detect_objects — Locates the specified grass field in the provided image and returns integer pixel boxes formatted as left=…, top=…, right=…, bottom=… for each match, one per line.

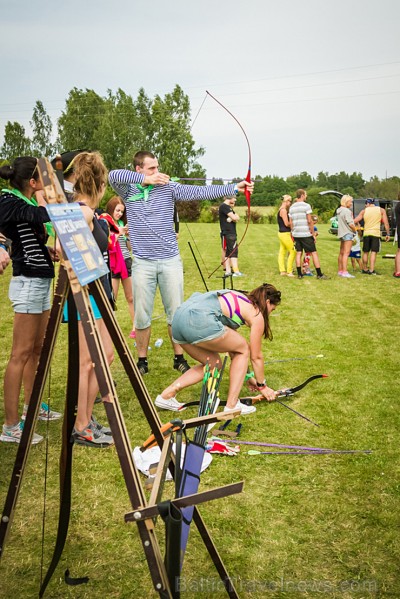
left=0, top=223, right=398, bottom=599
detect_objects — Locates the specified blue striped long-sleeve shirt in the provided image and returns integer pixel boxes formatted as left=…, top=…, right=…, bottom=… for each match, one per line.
left=108, top=169, right=236, bottom=260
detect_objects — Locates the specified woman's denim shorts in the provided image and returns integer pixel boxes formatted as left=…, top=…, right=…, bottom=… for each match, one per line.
left=9, top=276, right=52, bottom=314
left=341, top=233, right=354, bottom=241
left=172, top=291, right=226, bottom=345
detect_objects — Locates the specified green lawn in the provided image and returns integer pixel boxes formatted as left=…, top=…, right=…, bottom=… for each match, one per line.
left=0, top=223, right=398, bottom=598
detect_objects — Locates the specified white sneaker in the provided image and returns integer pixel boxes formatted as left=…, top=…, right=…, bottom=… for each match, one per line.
left=155, top=395, right=186, bottom=411
left=223, top=401, right=256, bottom=415
left=0, top=421, right=43, bottom=444
left=232, top=271, right=244, bottom=277
left=341, top=272, right=355, bottom=278
left=22, top=401, right=62, bottom=422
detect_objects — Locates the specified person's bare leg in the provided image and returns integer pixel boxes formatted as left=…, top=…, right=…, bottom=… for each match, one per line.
left=362, top=251, right=369, bottom=270
left=369, top=251, right=377, bottom=272
left=338, top=242, right=343, bottom=271
left=23, top=311, right=50, bottom=405
left=341, top=240, right=353, bottom=272
left=395, top=248, right=400, bottom=273
left=231, top=257, right=239, bottom=272
left=311, top=251, right=321, bottom=269
left=221, top=246, right=227, bottom=271
left=136, top=326, right=151, bottom=357
left=167, top=324, right=186, bottom=356
left=74, top=323, right=92, bottom=431
left=121, top=276, right=135, bottom=326
left=160, top=329, right=249, bottom=409
left=86, top=319, right=114, bottom=421
left=3, top=313, right=47, bottom=426
left=112, top=278, right=120, bottom=302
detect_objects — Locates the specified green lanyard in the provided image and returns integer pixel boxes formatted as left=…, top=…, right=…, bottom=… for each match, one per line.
left=2, top=188, right=55, bottom=237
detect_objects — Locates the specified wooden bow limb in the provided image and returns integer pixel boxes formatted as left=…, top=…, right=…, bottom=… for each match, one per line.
left=140, top=410, right=241, bottom=452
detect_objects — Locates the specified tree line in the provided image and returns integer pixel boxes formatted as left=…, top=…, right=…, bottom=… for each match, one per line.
left=1, top=84, right=399, bottom=217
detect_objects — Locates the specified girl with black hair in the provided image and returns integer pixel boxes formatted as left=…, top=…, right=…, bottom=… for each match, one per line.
left=0, top=156, right=60, bottom=444
left=155, top=283, right=281, bottom=414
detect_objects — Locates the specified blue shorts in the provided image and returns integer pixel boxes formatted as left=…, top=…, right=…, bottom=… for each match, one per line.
left=340, top=233, right=354, bottom=241
left=172, top=291, right=226, bottom=345
left=132, top=255, right=183, bottom=328
left=349, top=249, right=361, bottom=258
left=9, top=276, right=52, bottom=314
left=63, top=295, right=102, bottom=322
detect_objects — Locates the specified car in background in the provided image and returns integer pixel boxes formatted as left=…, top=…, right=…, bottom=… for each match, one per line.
left=319, top=190, right=399, bottom=238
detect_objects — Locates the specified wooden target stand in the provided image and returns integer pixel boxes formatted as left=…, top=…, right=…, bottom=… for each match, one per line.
left=0, top=159, right=243, bottom=598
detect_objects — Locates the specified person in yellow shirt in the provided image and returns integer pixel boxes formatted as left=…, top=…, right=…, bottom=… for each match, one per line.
left=354, top=199, right=390, bottom=275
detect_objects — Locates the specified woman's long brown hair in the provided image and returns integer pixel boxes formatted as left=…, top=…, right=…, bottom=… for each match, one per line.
left=246, top=283, right=281, bottom=340
left=105, top=196, right=127, bottom=225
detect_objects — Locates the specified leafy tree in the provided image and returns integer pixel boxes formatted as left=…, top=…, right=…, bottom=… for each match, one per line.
left=348, top=172, right=365, bottom=195
left=30, top=101, right=55, bottom=158
left=317, top=171, right=365, bottom=196
left=149, top=85, right=205, bottom=178
left=306, top=186, right=338, bottom=213
left=315, top=171, right=330, bottom=188
left=94, top=88, right=141, bottom=169
left=362, top=176, right=400, bottom=200
left=1, top=122, right=31, bottom=160
left=286, top=171, right=314, bottom=190
left=57, top=88, right=106, bottom=152
left=134, top=87, right=156, bottom=151
left=248, top=174, right=288, bottom=206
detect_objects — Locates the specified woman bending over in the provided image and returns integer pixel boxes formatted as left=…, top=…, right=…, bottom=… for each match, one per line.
left=156, top=283, right=281, bottom=414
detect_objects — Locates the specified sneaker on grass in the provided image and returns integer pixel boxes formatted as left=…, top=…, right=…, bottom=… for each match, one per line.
left=137, top=360, right=149, bottom=375
left=21, top=401, right=62, bottom=422
left=71, top=423, right=114, bottom=448
left=223, top=401, right=257, bottom=415
left=0, top=421, right=43, bottom=444
left=173, top=358, right=190, bottom=374
left=90, top=415, right=112, bottom=436
left=155, top=395, right=186, bottom=411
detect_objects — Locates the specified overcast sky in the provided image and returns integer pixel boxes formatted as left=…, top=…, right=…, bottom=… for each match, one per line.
left=1, top=0, right=399, bottom=182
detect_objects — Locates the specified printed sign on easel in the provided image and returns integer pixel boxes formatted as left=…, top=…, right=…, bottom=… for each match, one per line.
left=47, top=203, right=109, bottom=285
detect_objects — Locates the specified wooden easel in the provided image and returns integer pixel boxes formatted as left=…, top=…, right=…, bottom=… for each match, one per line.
left=0, top=159, right=243, bottom=598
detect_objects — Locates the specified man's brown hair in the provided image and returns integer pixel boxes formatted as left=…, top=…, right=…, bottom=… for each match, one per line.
left=133, top=151, right=156, bottom=168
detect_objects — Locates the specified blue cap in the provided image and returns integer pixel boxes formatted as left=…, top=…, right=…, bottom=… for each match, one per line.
left=365, top=198, right=375, bottom=205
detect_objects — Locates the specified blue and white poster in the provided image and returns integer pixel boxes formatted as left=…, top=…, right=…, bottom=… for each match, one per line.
left=47, top=204, right=109, bottom=286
